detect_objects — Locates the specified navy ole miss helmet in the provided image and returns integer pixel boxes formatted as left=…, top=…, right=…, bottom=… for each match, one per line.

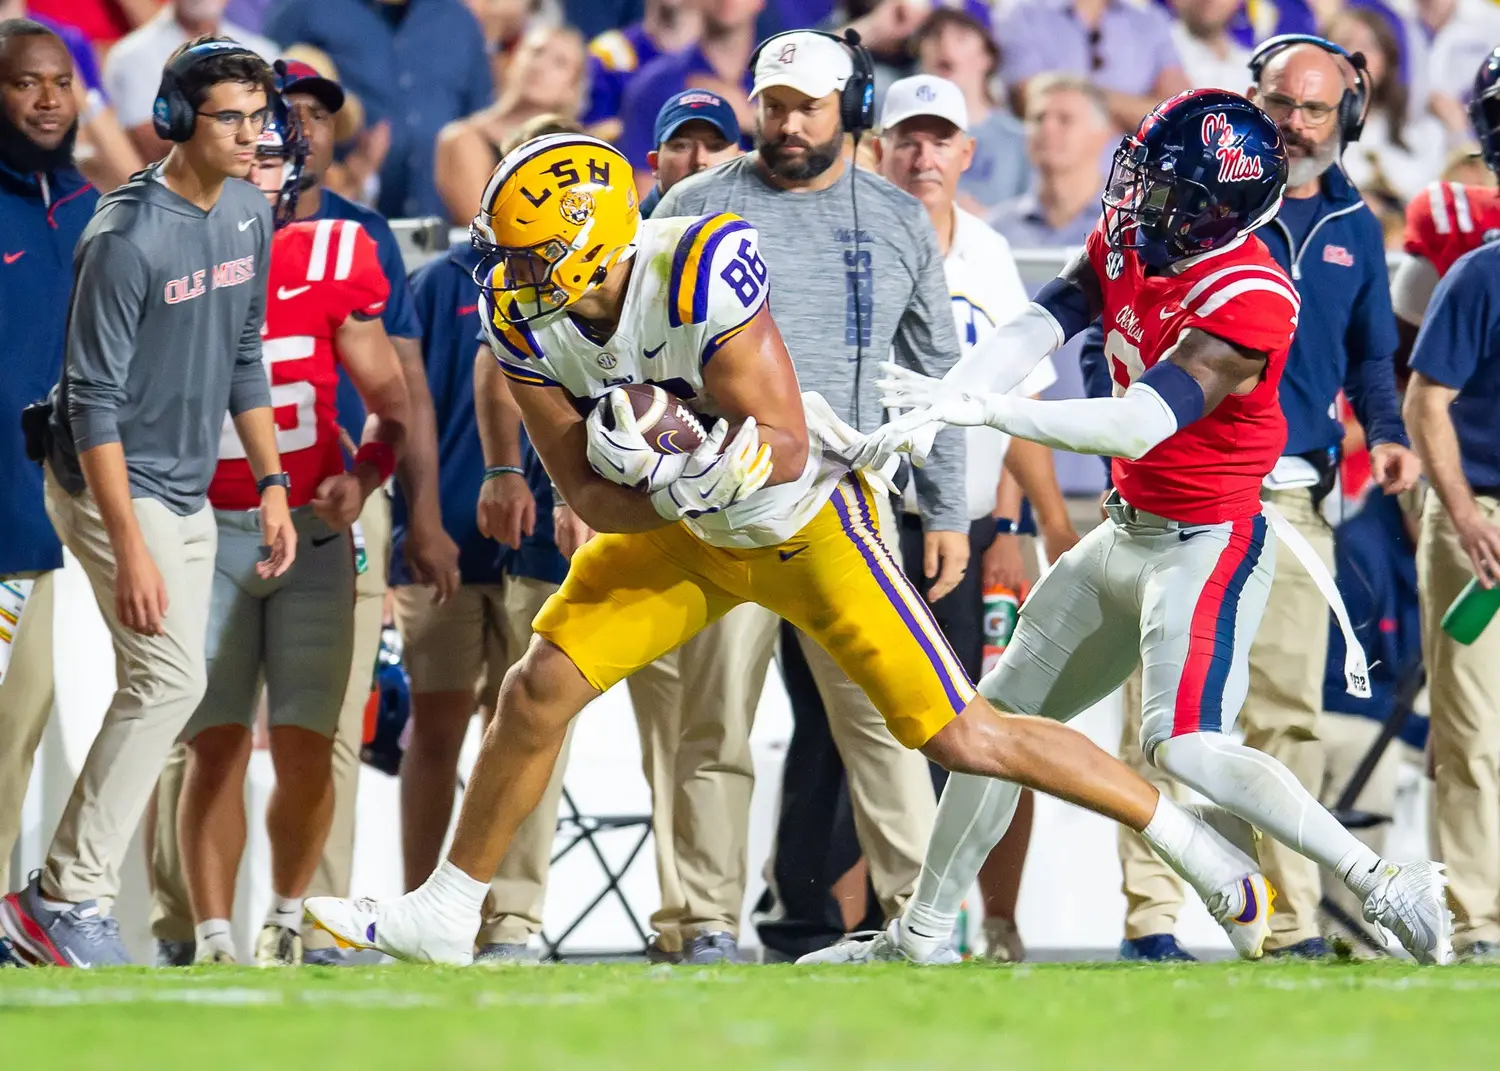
left=1468, top=45, right=1500, bottom=174
left=252, top=91, right=308, bottom=229
left=1103, top=90, right=1287, bottom=268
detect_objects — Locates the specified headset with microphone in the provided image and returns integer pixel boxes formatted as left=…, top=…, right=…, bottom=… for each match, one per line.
left=1248, top=33, right=1369, bottom=147
left=152, top=40, right=272, bottom=143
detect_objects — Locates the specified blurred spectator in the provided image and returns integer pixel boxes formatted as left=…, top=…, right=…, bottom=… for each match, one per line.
left=639, top=86, right=741, bottom=215
left=1327, top=7, right=1446, bottom=213
left=1417, top=0, right=1500, bottom=142
left=989, top=74, right=1111, bottom=246
left=25, top=0, right=155, bottom=46
left=617, top=0, right=762, bottom=176
left=464, top=0, right=556, bottom=93
left=581, top=0, right=702, bottom=145
left=264, top=0, right=493, bottom=220
left=0, top=0, right=143, bottom=191
left=279, top=44, right=387, bottom=204
left=995, top=0, right=1189, bottom=135
left=0, top=16, right=100, bottom=898
left=225, top=0, right=275, bottom=32
left=1168, top=0, right=1252, bottom=90
left=909, top=7, right=1029, bottom=218
left=565, top=0, right=644, bottom=38
left=433, top=25, right=585, bottom=224
left=1404, top=244, right=1500, bottom=960
left=104, top=0, right=277, bottom=163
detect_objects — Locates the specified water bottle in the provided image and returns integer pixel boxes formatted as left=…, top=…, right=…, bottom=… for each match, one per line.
left=1441, top=577, right=1500, bottom=645
left=982, top=584, right=1021, bottom=675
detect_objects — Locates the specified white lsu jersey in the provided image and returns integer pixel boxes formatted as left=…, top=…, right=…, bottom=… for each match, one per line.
left=483, top=212, right=850, bottom=549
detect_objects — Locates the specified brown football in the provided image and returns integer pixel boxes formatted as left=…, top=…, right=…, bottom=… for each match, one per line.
left=604, top=383, right=706, bottom=455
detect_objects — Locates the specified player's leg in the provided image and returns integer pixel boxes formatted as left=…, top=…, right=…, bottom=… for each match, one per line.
left=177, top=512, right=267, bottom=965
left=625, top=650, right=688, bottom=957
left=256, top=518, right=356, bottom=965
left=305, top=526, right=743, bottom=964
left=394, top=584, right=488, bottom=891
left=1141, top=516, right=1453, bottom=964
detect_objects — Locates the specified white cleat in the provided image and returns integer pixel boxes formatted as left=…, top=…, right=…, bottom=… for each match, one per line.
left=1206, top=872, right=1275, bottom=960
left=795, top=919, right=962, bottom=966
left=1362, top=861, right=1454, bottom=965
left=254, top=923, right=302, bottom=967
left=303, top=896, right=474, bottom=966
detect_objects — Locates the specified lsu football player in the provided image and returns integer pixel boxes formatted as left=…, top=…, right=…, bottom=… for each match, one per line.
left=305, top=134, right=1271, bottom=964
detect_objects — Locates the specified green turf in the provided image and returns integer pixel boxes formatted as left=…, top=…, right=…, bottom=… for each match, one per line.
left=4, top=960, right=1499, bottom=1070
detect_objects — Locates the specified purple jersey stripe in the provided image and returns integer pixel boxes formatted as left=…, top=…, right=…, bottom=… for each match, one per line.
left=691, top=220, right=752, bottom=324
left=667, top=214, right=715, bottom=328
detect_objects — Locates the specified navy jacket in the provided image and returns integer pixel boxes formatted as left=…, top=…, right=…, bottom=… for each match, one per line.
left=1258, top=167, right=1407, bottom=456
left=0, top=161, right=97, bottom=575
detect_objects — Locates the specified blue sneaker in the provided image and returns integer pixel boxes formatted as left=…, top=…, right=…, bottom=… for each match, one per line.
left=682, top=932, right=744, bottom=964
left=0, top=935, right=24, bottom=968
left=154, top=939, right=196, bottom=967
left=301, top=947, right=349, bottom=967
left=0, top=872, right=132, bottom=968
left=1266, top=936, right=1332, bottom=960
left=1120, top=934, right=1197, bottom=962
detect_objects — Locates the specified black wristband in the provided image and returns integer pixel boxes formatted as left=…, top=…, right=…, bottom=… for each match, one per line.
left=256, top=472, right=291, bottom=494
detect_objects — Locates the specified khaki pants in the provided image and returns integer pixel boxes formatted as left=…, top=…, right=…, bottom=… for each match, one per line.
left=1115, top=666, right=1190, bottom=940
left=1240, top=487, right=1334, bottom=950
left=0, top=571, right=56, bottom=894
left=43, top=468, right=216, bottom=904
left=1420, top=493, right=1500, bottom=951
left=625, top=603, right=780, bottom=948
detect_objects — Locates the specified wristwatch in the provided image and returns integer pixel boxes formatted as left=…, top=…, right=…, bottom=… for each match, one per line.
left=256, top=472, right=291, bottom=494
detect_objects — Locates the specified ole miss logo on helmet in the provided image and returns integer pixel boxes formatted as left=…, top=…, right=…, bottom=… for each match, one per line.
left=1201, top=113, right=1263, bottom=183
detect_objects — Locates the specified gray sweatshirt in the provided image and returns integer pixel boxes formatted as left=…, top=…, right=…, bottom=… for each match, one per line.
left=656, top=155, right=968, bottom=534
left=48, top=165, right=273, bottom=515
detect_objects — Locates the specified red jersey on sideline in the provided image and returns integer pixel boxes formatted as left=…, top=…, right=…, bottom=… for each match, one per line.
left=210, top=218, right=388, bottom=510
left=1088, top=219, right=1300, bottom=524
left=1402, top=181, right=1500, bottom=277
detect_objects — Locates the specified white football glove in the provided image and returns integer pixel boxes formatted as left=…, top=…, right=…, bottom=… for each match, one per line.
left=850, top=363, right=992, bottom=471
left=586, top=389, right=689, bottom=492
left=650, top=417, right=774, bottom=521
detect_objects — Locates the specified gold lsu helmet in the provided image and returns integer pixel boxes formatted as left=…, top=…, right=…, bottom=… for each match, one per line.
left=471, top=133, right=640, bottom=324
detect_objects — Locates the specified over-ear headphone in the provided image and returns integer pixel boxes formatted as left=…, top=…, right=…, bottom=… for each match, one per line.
left=747, top=28, right=876, bottom=134
left=1248, top=33, right=1369, bottom=146
left=152, top=40, right=264, bottom=143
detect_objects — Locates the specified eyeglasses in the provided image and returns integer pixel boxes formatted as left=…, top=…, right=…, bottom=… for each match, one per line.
left=1258, top=93, right=1336, bottom=127
left=196, top=107, right=273, bottom=134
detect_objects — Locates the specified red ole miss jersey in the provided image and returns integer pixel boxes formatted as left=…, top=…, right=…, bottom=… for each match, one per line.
left=210, top=219, right=389, bottom=510
left=1087, top=220, right=1300, bottom=524
left=1402, top=181, right=1500, bottom=278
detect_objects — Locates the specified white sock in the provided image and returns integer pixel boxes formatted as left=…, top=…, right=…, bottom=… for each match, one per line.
left=899, top=773, right=1021, bottom=961
left=1140, top=793, right=1250, bottom=913
left=414, top=859, right=489, bottom=923
left=266, top=895, right=304, bottom=934
left=195, top=919, right=234, bottom=957
left=1155, top=733, right=1385, bottom=897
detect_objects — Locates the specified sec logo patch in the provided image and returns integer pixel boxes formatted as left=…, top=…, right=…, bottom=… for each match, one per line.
left=1105, top=251, right=1124, bottom=280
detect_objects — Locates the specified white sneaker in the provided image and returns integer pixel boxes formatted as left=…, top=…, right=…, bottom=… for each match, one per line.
left=1362, top=861, right=1454, bottom=965
left=795, top=919, right=961, bottom=966
left=254, top=924, right=302, bottom=967
left=193, top=945, right=237, bottom=965
left=303, top=895, right=474, bottom=966
left=1206, top=873, right=1275, bottom=960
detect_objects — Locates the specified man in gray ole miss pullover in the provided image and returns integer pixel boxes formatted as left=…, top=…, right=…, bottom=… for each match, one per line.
left=48, top=165, right=273, bottom=512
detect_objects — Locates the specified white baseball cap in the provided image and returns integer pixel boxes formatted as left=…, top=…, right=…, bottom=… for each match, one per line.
left=880, top=75, right=969, bottom=133
left=750, top=31, right=854, bottom=101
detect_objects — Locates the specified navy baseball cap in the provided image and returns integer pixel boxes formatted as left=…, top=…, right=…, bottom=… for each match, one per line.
left=652, top=89, right=740, bottom=149
left=276, top=59, right=345, bottom=114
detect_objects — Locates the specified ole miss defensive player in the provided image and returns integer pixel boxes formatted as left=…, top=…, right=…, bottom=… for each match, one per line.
left=1394, top=48, right=1500, bottom=350
left=838, top=90, right=1453, bottom=967
left=170, top=97, right=411, bottom=966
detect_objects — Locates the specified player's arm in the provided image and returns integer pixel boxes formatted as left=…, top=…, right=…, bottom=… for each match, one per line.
left=1390, top=254, right=1441, bottom=382
left=877, top=327, right=1265, bottom=460
left=334, top=314, right=411, bottom=504
left=481, top=354, right=671, bottom=535
left=944, top=247, right=1103, bottom=398
left=698, top=303, right=809, bottom=486
left=472, top=346, right=537, bottom=549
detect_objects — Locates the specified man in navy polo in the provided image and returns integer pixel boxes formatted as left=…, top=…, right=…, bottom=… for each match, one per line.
left=1405, top=242, right=1500, bottom=959
left=639, top=87, right=742, bottom=217
left=0, top=18, right=97, bottom=906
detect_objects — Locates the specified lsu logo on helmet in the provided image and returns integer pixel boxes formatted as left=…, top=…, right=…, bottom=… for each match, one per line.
left=471, top=133, right=640, bottom=325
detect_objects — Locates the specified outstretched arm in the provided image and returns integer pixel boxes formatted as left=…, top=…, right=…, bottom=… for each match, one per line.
left=880, top=328, right=1267, bottom=461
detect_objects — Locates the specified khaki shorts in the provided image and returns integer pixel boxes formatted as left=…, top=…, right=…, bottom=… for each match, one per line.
left=393, top=576, right=557, bottom=697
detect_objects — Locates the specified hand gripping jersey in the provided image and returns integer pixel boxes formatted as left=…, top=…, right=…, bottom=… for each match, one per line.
left=1087, top=220, right=1300, bottom=524
left=211, top=218, right=390, bottom=510
left=1403, top=180, right=1500, bottom=277
left=483, top=212, right=848, bottom=550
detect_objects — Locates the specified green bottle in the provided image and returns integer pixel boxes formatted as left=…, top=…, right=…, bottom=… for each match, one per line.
left=1440, top=577, right=1500, bottom=645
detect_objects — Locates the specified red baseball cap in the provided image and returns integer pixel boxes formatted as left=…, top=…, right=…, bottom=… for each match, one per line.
left=276, top=59, right=346, bottom=114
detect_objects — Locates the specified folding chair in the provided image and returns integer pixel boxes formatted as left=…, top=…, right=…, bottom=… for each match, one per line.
left=540, top=788, right=654, bottom=961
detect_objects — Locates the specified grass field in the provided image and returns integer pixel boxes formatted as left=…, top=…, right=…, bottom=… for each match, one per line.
left=5, top=959, right=1500, bottom=1069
